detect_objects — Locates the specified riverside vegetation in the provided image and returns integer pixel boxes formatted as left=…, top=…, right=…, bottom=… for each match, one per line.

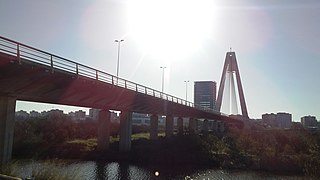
left=1, top=113, right=320, bottom=178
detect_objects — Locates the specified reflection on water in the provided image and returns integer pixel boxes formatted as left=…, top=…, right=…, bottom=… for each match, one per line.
left=95, top=162, right=151, bottom=180
left=12, top=160, right=305, bottom=180
left=14, top=160, right=152, bottom=180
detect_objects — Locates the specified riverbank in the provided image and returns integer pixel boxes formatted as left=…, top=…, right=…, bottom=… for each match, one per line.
left=10, top=120, right=320, bottom=179
left=11, top=115, right=320, bottom=177
left=11, top=133, right=309, bottom=177
left=34, top=134, right=222, bottom=168
left=1, top=159, right=308, bottom=180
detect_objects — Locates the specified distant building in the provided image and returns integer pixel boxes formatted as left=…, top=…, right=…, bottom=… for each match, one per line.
left=262, top=112, right=292, bottom=129
left=15, top=110, right=29, bottom=120
left=68, top=111, right=75, bottom=118
left=89, top=108, right=100, bottom=121
left=75, top=110, right=86, bottom=120
left=301, top=115, right=317, bottom=128
left=130, top=113, right=166, bottom=126
left=68, top=110, right=87, bottom=121
left=111, top=111, right=119, bottom=122
left=47, top=109, right=64, bottom=117
left=88, top=109, right=120, bottom=122
left=41, top=111, right=49, bottom=117
left=29, top=110, right=40, bottom=118
left=262, top=113, right=277, bottom=128
left=194, top=81, right=216, bottom=110
left=132, top=113, right=150, bottom=125
left=276, top=112, right=292, bottom=129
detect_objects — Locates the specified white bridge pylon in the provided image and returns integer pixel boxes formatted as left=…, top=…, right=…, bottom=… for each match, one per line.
left=216, top=51, right=249, bottom=118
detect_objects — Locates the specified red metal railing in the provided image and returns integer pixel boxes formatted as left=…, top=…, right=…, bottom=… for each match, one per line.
left=0, top=36, right=224, bottom=115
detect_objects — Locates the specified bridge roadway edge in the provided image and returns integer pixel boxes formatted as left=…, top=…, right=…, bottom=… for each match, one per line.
left=0, top=52, right=244, bottom=126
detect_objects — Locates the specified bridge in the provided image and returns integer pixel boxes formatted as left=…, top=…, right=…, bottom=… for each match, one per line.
left=0, top=36, right=243, bottom=164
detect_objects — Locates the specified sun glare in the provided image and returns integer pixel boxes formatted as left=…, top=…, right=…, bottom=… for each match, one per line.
left=127, top=0, right=215, bottom=61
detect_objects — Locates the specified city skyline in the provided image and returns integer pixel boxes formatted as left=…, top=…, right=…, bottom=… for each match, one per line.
left=1, top=0, right=320, bottom=121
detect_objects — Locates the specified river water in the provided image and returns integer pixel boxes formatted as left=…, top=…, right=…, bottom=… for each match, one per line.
left=12, top=160, right=306, bottom=180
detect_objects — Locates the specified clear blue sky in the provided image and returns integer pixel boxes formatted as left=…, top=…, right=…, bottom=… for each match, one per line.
left=1, top=0, right=319, bottom=121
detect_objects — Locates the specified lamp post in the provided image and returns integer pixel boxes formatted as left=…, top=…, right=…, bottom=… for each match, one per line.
left=115, top=39, right=124, bottom=83
left=184, top=80, right=189, bottom=101
left=160, top=66, right=167, bottom=96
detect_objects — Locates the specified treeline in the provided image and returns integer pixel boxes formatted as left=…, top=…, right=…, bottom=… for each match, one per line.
left=223, top=128, right=320, bottom=177
left=150, top=128, right=320, bottom=177
left=13, top=114, right=114, bottom=157
left=13, top=114, right=156, bottom=158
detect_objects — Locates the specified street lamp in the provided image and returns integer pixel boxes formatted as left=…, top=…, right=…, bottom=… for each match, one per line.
left=184, top=80, right=189, bottom=101
left=160, top=66, right=167, bottom=95
left=115, top=39, right=124, bottom=83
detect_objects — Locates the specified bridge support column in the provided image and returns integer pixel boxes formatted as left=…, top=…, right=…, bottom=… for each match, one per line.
left=218, top=122, right=225, bottom=133
left=202, top=119, right=209, bottom=134
left=97, top=110, right=110, bottom=151
left=194, top=119, right=199, bottom=134
left=177, top=117, right=183, bottom=135
left=150, top=114, right=158, bottom=140
left=165, top=115, right=174, bottom=137
left=188, top=118, right=196, bottom=134
left=0, top=96, right=16, bottom=164
left=119, top=111, right=132, bottom=152
left=212, top=120, right=218, bottom=133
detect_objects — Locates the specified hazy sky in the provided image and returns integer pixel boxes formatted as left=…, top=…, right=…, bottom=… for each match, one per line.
left=1, top=0, right=320, bottom=121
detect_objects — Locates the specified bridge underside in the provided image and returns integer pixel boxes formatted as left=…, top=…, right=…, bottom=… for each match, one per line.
left=0, top=52, right=243, bottom=126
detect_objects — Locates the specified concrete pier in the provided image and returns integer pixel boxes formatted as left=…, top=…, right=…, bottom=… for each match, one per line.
left=177, top=117, right=183, bottom=135
left=97, top=109, right=111, bottom=151
left=150, top=114, right=158, bottom=140
left=165, top=115, right=174, bottom=137
left=188, top=118, right=195, bottom=134
left=212, top=120, right=218, bottom=132
left=119, top=111, right=132, bottom=152
left=218, top=121, right=225, bottom=133
left=202, top=119, right=209, bottom=134
left=0, top=96, right=16, bottom=164
left=194, top=119, right=199, bottom=134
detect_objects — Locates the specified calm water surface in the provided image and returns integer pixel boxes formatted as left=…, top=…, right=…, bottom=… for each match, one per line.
left=13, top=160, right=307, bottom=180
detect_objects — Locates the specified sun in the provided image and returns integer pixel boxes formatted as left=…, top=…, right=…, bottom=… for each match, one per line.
left=127, top=0, right=215, bottom=61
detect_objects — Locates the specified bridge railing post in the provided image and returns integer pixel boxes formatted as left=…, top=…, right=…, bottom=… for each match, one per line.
left=96, top=70, right=98, bottom=80
left=17, top=44, right=20, bottom=63
left=76, top=64, right=79, bottom=75
left=50, top=55, right=54, bottom=73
